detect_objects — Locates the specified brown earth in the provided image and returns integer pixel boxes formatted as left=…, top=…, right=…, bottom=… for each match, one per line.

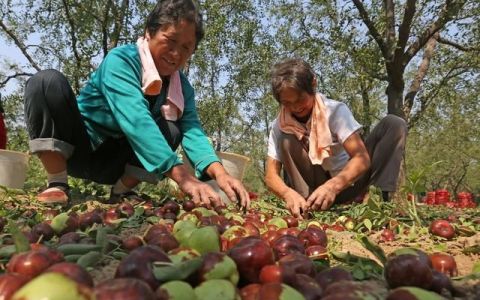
left=329, top=229, right=480, bottom=299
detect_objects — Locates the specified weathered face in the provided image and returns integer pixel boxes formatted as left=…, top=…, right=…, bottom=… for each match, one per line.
left=148, top=19, right=196, bottom=76
left=278, top=86, right=315, bottom=119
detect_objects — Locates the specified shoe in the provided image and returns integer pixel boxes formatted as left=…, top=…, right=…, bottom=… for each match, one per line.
left=37, top=182, right=70, bottom=206
left=104, top=188, right=140, bottom=204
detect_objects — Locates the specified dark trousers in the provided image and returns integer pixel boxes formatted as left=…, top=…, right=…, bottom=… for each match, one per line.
left=0, top=113, right=6, bottom=149
left=24, top=69, right=181, bottom=184
left=279, top=115, right=408, bottom=203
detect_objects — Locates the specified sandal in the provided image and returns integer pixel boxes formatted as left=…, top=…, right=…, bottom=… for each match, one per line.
left=37, top=182, right=70, bottom=206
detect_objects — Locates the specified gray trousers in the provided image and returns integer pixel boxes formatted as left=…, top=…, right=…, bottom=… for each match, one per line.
left=279, top=115, right=407, bottom=203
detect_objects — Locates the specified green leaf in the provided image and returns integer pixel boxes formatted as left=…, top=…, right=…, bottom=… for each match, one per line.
left=153, top=257, right=202, bottom=282
left=133, top=206, right=144, bottom=218
left=110, top=251, right=128, bottom=259
left=433, top=244, right=448, bottom=252
left=95, top=226, right=108, bottom=254
left=0, top=244, right=17, bottom=258
left=367, top=198, right=380, bottom=212
left=352, top=267, right=366, bottom=280
left=77, top=251, right=102, bottom=268
left=363, top=219, right=372, bottom=231
left=50, top=212, right=70, bottom=234
left=357, top=235, right=387, bottom=265
left=146, top=216, right=162, bottom=224
left=312, top=259, right=330, bottom=272
left=7, top=221, right=30, bottom=253
left=331, top=251, right=383, bottom=270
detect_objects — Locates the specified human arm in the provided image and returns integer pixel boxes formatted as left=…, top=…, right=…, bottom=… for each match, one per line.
left=306, top=132, right=370, bottom=211
left=265, top=157, right=307, bottom=218
left=91, top=47, right=220, bottom=207
left=178, top=75, right=249, bottom=208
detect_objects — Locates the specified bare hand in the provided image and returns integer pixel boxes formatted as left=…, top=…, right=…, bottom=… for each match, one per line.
left=178, top=178, right=222, bottom=208
left=306, top=185, right=337, bottom=211
left=167, top=165, right=223, bottom=208
left=283, top=189, right=307, bottom=219
left=215, top=173, right=250, bottom=209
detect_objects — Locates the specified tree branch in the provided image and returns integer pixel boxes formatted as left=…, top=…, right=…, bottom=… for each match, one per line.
left=0, top=20, right=41, bottom=71
left=384, top=0, right=396, bottom=58
left=452, top=161, right=468, bottom=194
left=396, top=0, right=417, bottom=53
left=109, top=0, right=130, bottom=50
left=1, top=72, right=35, bottom=87
left=102, top=0, right=113, bottom=56
left=360, top=79, right=372, bottom=135
left=404, top=0, right=467, bottom=65
left=61, top=0, right=82, bottom=92
left=352, top=0, right=388, bottom=59
left=407, top=66, right=470, bottom=129
left=438, top=36, right=480, bottom=52
left=404, top=32, right=438, bottom=119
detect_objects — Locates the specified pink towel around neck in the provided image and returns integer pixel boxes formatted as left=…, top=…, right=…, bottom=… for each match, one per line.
left=137, top=37, right=184, bottom=121
left=279, top=93, right=332, bottom=164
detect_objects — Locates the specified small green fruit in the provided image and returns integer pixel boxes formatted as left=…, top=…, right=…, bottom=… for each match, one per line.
left=221, top=225, right=247, bottom=241
left=201, top=252, right=239, bottom=285
left=168, top=248, right=201, bottom=265
left=157, top=281, right=195, bottom=300
left=194, top=279, right=239, bottom=300
left=187, top=226, right=220, bottom=255
left=268, top=217, right=288, bottom=229
left=178, top=212, right=200, bottom=224
left=173, top=220, right=197, bottom=245
left=50, top=213, right=70, bottom=234
left=12, top=273, right=93, bottom=300
left=223, top=213, right=245, bottom=224
left=192, top=207, right=217, bottom=217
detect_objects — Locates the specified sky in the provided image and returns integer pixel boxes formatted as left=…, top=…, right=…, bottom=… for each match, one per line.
left=0, top=40, right=30, bottom=96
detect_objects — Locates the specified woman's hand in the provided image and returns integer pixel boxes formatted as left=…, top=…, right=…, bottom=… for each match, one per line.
left=283, top=188, right=307, bottom=219
left=265, top=158, right=306, bottom=218
left=215, top=173, right=250, bottom=209
left=306, top=185, right=338, bottom=211
left=206, top=162, right=250, bottom=209
left=307, top=132, right=370, bottom=211
left=166, top=165, right=222, bottom=208
left=178, top=178, right=223, bottom=208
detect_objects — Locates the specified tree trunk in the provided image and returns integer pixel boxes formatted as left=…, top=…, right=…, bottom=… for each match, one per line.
left=386, top=74, right=407, bottom=198
left=360, top=81, right=372, bottom=135
left=386, top=81, right=406, bottom=119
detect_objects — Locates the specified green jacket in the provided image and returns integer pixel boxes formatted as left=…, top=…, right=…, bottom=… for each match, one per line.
left=77, top=44, right=219, bottom=180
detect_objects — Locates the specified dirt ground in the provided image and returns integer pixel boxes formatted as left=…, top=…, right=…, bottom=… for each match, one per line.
left=331, top=230, right=480, bottom=299
left=331, top=230, right=480, bottom=276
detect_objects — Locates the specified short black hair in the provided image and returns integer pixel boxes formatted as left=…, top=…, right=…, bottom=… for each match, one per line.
left=270, top=58, right=316, bottom=102
left=145, top=0, right=204, bottom=49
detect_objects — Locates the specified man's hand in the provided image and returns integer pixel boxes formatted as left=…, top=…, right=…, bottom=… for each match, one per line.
left=283, top=188, right=307, bottom=219
left=306, top=185, right=337, bottom=211
left=215, top=173, right=250, bottom=209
